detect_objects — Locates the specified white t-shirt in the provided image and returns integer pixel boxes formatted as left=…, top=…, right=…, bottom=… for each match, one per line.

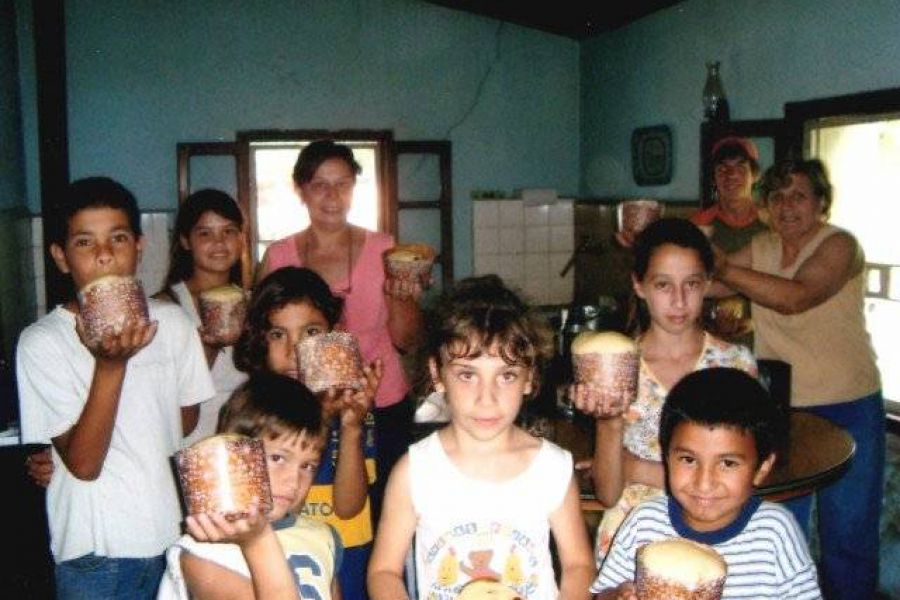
left=170, top=282, right=247, bottom=447
left=18, top=300, right=216, bottom=562
left=158, top=515, right=341, bottom=600
left=409, top=431, right=572, bottom=600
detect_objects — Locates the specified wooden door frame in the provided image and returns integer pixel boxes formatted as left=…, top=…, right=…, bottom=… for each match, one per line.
left=394, top=140, right=453, bottom=289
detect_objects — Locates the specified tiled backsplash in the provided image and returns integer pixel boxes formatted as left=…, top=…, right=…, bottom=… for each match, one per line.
left=571, top=201, right=697, bottom=307
left=472, top=199, right=574, bottom=306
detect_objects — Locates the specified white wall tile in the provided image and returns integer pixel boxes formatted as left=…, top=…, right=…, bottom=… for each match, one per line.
left=498, top=227, right=524, bottom=254
left=498, top=200, right=524, bottom=228
left=549, top=200, right=574, bottom=226
left=524, top=252, right=549, bottom=280
left=470, top=199, right=575, bottom=306
left=524, top=205, right=549, bottom=227
left=495, top=253, right=523, bottom=288
left=473, top=253, right=501, bottom=276
left=473, top=225, right=500, bottom=256
left=473, top=200, right=500, bottom=227
left=525, top=226, right=549, bottom=254
left=522, top=274, right=549, bottom=305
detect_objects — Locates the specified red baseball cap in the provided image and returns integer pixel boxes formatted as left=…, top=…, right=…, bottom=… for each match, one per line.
left=711, top=136, right=759, bottom=163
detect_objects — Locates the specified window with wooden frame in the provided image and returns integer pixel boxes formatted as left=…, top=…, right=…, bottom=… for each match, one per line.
left=176, top=131, right=453, bottom=291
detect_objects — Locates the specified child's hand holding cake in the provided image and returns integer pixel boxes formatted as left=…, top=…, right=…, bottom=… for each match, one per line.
left=321, top=357, right=383, bottom=427
left=296, top=331, right=365, bottom=394
left=570, top=331, right=639, bottom=418
left=383, top=243, right=435, bottom=300
left=175, top=433, right=273, bottom=522
left=76, top=274, right=157, bottom=357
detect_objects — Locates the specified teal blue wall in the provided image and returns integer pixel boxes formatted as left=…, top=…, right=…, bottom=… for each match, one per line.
left=579, top=0, right=900, bottom=200
left=27, top=0, right=580, bottom=276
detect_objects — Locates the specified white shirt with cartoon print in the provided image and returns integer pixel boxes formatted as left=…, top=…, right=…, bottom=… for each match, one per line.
left=409, top=431, right=571, bottom=600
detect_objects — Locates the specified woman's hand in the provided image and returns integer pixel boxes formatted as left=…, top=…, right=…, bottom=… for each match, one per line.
left=384, top=275, right=427, bottom=302
left=570, top=383, right=629, bottom=419
left=711, top=242, right=729, bottom=279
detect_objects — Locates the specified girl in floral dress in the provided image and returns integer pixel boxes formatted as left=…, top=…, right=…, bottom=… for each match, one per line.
left=572, top=218, right=757, bottom=564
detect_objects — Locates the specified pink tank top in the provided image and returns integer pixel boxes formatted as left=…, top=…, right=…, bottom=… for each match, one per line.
left=263, top=230, right=409, bottom=408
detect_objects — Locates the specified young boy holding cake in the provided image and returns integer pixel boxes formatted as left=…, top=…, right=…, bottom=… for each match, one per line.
left=158, top=372, right=342, bottom=599
left=16, top=177, right=215, bottom=599
left=593, top=367, right=821, bottom=600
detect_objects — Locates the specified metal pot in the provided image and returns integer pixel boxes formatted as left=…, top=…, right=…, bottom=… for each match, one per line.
left=560, top=296, right=620, bottom=354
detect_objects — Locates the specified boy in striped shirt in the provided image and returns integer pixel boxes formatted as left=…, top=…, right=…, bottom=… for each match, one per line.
left=593, top=367, right=822, bottom=599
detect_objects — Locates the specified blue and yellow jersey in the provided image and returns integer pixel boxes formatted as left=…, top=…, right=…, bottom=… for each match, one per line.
left=302, top=413, right=377, bottom=548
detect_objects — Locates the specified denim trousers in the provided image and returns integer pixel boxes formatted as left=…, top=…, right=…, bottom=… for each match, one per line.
left=55, top=552, right=166, bottom=600
left=783, top=392, right=885, bottom=600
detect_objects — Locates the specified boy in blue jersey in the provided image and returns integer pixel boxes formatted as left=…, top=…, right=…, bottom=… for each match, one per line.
left=594, top=367, right=822, bottom=600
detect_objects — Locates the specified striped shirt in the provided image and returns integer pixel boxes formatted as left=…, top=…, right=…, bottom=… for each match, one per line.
left=593, top=496, right=822, bottom=599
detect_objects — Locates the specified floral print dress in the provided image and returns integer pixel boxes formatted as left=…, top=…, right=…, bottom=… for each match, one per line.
left=594, top=333, right=757, bottom=566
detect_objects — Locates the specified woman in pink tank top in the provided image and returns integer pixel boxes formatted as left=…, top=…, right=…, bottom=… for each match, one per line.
left=258, top=140, right=425, bottom=529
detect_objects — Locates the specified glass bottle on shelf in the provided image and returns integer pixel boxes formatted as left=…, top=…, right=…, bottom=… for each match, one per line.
left=703, top=61, right=730, bottom=123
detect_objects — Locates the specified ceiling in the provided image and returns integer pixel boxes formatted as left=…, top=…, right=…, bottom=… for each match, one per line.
left=424, top=1, right=684, bottom=39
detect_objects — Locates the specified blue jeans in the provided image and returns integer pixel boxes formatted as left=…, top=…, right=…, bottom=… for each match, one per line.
left=783, top=392, right=885, bottom=600
left=337, top=543, right=372, bottom=600
left=55, top=553, right=166, bottom=600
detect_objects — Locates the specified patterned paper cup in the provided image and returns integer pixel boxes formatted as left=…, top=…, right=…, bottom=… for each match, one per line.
left=384, top=243, right=435, bottom=289
left=296, top=331, right=364, bottom=393
left=617, top=199, right=664, bottom=237
left=174, top=434, right=272, bottom=520
left=198, top=284, right=247, bottom=346
left=77, top=275, right=150, bottom=345
left=572, top=352, right=640, bottom=414
left=635, top=538, right=726, bottom=600
left=571, top=331, right=639, bottom=416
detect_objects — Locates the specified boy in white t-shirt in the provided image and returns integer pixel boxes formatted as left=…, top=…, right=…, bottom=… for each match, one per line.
left=17, top=177, right=215, bottom=599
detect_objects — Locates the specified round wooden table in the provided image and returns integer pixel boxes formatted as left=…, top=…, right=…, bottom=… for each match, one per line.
left=755, top=410, right=855, bottom=501
left=545, top=409, right=856, bottom=508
